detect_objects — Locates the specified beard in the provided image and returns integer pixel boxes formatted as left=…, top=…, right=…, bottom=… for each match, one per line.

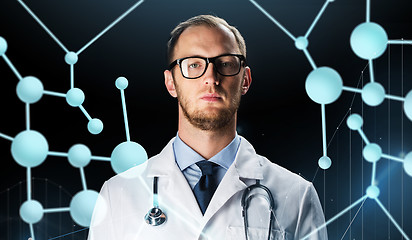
left=175, top=84, right=242, bottom=131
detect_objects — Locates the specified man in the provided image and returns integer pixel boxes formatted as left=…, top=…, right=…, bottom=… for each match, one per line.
left=88, top=15, right=327, bottom=240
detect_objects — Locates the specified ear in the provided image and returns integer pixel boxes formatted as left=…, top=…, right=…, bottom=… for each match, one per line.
left=241, top=66, right=252, bottom=95
left=164, top=70, right=177, bottom=98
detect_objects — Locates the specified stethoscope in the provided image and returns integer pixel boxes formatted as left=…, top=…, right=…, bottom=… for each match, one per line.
left=145, top=177, right=282, bottom=240
left=144, top=177, right=167, bottom=226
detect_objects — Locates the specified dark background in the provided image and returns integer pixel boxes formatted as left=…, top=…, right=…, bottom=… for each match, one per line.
left=1, top=0, right=412, bottom=239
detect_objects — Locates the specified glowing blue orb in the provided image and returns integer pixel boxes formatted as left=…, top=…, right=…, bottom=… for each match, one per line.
left=111, top=141, right=148, bottom=174
left=66, top=88, right=85, bottom=107
left=16, top=76, right=44, bottom=104
left=350, top=22, right=388, bottom=60
left=65, top=51, right=78, bottom=65
left=347, top=113, right=363, bottom=130
left=68, top=144, right=91, bottom=168
left=70, top=190, right=99, bottom=227
left=361, top=82, right=385, bottom=106
left=305, top=67, right=343, bottom=104
left=363, top=143, right=382, bottom=163
left=366, top=185, right=380, bottom=199
left=403, top=152, right=412, bottom=177
left=11, top=130, right=49, bottom=167
left=20, top=200, right=44, bottom=224
left=318, top=156, right=332, bottom=170
left=295, top=36, right=308, bottom=50
left=115, top=77, right=129, bottom=90
left=404, top=90, right=412, bottom=121
left=87, top=118, right=103, bottom=135
left=0, top=36, right=7, bottom=56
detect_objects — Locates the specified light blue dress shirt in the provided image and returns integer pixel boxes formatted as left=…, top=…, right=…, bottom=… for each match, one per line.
left=173, top=133, right=241, bottom=189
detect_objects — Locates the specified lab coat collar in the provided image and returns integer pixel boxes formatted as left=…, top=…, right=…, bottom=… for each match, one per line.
left=233, top=136, right=264, bottom=180
left=145, top=136, right=263, bottom=180
left=145, top=138, right=176, bottom=177
left=145, top=138, right=205, bottom=220
left=203, top=136, right=264, bottom=220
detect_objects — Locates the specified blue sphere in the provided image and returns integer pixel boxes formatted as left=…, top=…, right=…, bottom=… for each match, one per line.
left=0, top=36, right=7, bottom=56
left=361, top=82, right=385, bottom=106
left=66, top=88, right=85, bottom=107
left=305, top=67, right=343, bottom=104
left=403, top=152, right=412, bottom=177
left=11, top=130, right=49, bottom=167
left=111, top=141, right=148, bottom=174
left=363, top=143, right=382, bottom=163
left=318, top=156, right=332, bottom=170
left=115, top=77, right=129, bottom=90
left=350, top=22, right=388, bottom=60
left=404, top=90, right=412, bottom=121
left=295, top=36, right=308, bottom=50
left=65, top=51, right=78, bottom=65
left=347, top=113, right=363, bottom=130
left=88, top=118, right=103, bottom=135
left=20, top=200, right=44, bottom=224
left=68, top=144, right=91, bottom=168
left=16, top=76, right=44, bottom=104
left=70, top=190, right=99, bottom=227
left=366, top=185, right=380, bottom=199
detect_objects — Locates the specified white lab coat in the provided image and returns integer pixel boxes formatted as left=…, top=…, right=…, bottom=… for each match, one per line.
left=88, top=137, right=327, bottom=240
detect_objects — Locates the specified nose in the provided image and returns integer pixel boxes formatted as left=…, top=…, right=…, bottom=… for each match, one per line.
left=203, top=62, right=220, bottom=86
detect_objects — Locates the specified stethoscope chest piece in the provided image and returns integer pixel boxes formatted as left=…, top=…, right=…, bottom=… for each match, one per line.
left=145, top=207, right=167, bottom=226
left=145, top=177, right=167, bottom=226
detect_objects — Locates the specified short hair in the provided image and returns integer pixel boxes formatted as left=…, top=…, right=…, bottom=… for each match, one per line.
left=167, top=15, right=246, bottom=64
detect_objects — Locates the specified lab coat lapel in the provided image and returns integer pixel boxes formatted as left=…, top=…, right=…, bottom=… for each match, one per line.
left=203, top=137, right=264, bottom=222
left=146, top=138, right=204, bottom=220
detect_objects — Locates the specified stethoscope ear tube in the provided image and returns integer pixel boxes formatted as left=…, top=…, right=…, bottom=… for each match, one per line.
left=241, top=179, right=275, bottom=240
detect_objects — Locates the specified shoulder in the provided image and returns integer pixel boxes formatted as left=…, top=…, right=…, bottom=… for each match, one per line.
left=239, top=136, right=310, bottom=183
left=104, top=137, right=176, bottom=187
left=104, top=153, right=159, bottom=186
left=239, top=136, right=313, bottom=194
left=262, top=155, right=311, bottom=188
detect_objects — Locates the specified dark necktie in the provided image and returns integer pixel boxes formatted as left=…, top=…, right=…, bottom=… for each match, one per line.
left=193, top=160, right=218, bottom=215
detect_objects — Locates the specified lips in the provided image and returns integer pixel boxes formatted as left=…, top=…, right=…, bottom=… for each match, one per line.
left=201, top=93, right=222, bottom=102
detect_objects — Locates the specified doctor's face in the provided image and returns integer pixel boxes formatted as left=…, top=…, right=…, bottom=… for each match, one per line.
left=164, top=25, right=252, bottom=131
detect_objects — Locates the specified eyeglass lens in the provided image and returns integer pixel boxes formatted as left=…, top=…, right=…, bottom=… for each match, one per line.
left=180, top=55, right=241, bottom=79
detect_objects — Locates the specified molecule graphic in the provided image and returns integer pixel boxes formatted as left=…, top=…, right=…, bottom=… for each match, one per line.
left=249, top=0, right=412, bottom=239
left=250, top=0, right=412, bottom=170
left=250, top=0, right=412, bottom=239
left=0, top=0, right=147, bottom=239
left=0, top=0, right=411, bottom=239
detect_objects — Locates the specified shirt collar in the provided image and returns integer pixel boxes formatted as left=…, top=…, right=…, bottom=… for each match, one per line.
left=173, top=132, right=241, bottom=171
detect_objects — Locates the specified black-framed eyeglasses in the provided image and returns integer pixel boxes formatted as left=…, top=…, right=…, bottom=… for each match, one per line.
left=168, top=54, right=246, bottom=79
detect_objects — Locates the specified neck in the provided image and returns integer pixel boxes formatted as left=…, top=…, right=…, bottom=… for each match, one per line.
left=177, top=110, right=237, bottom=160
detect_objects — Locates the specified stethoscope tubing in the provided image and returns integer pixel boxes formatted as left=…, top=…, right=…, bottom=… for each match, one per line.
left=241, top=179, right=275, bottom=240
left=145, top=177, right=277, bottom=240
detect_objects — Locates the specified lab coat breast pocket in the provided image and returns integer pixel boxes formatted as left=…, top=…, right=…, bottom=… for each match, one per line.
left=225, top=226, right=287, bottom=240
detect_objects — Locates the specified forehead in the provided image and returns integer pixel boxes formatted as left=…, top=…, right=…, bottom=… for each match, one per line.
left=173, top=24, right=240, bottom=59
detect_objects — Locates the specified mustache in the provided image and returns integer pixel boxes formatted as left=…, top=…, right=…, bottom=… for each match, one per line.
left=205, top=85, right=226, bottom=96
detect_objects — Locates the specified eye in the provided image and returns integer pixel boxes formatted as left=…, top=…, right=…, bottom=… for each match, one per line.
left=221, top=61, right=235, bottom=68
left=218, top=61, right=237, bottom=69
left=217, top=56, right=239, bottom=69
left=189, top=63, right=201, bottom=68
